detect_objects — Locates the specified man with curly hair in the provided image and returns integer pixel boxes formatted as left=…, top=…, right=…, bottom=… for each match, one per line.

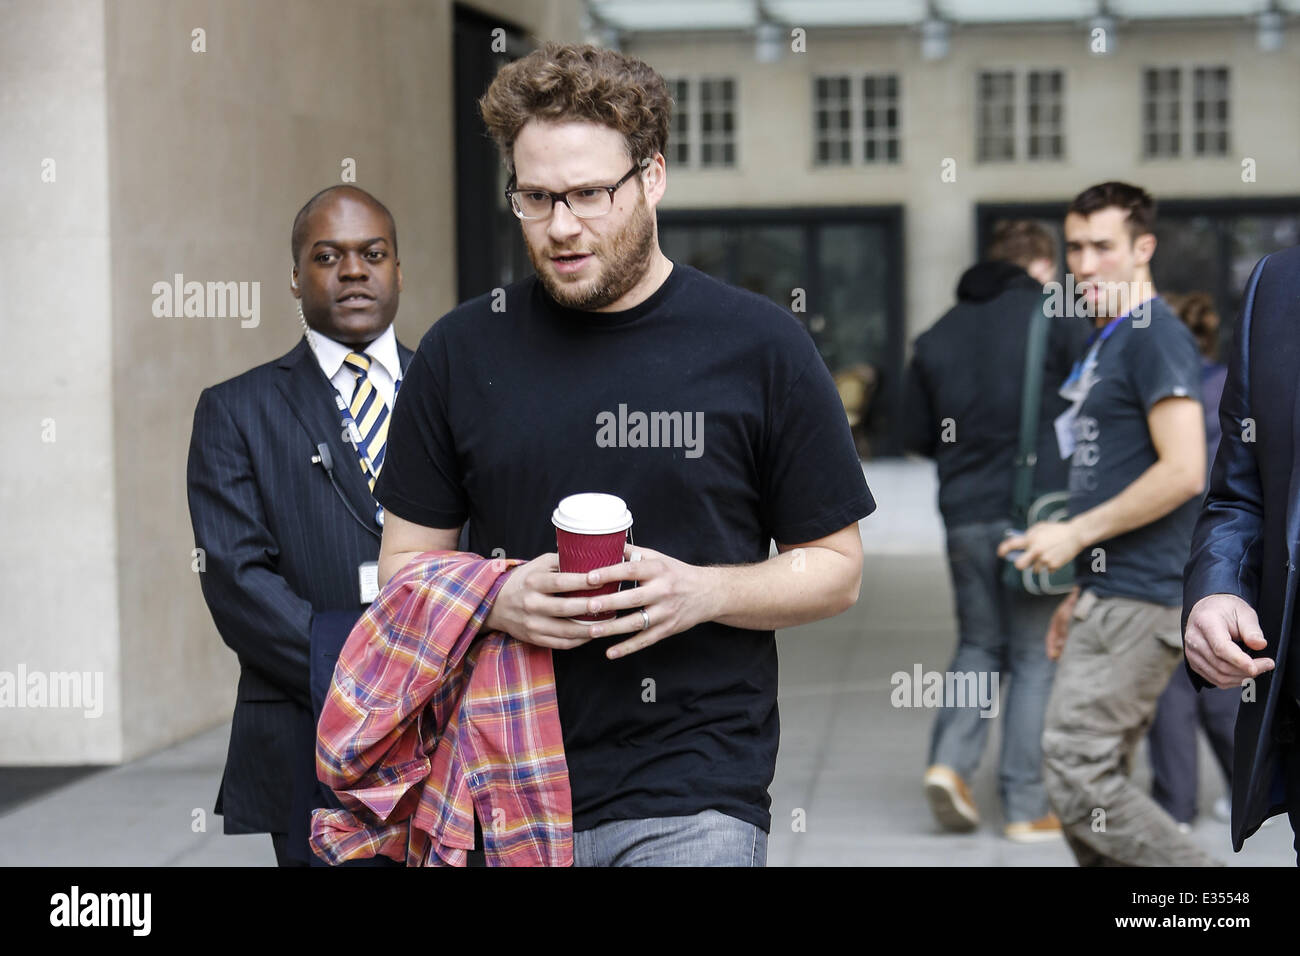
left=372, top=43, right=875, bottom=866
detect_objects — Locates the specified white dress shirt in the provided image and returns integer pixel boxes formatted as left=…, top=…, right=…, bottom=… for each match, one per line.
left=305, top=324, right=401, bottom=413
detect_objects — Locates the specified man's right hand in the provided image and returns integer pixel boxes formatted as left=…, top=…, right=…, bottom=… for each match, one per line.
left=1045, top=587, right=1078, bottom=661
left=484, top=553, right=601, bottom=650
left=1184, top=593, right=1275, bottom=689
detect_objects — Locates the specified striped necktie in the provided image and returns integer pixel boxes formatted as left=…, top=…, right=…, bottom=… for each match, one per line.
left=341, top=352, right=389, bottom=491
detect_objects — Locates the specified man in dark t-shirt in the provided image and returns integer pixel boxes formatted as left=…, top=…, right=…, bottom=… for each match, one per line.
left=999, top=182, right=1216, bottom=865
left=373, top=43, right=875, bottom=867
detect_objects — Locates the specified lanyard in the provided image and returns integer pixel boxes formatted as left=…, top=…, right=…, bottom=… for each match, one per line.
left=1083, top=313, right=1127, bottom=351
left=1061, top=314, right=1126, bottom=396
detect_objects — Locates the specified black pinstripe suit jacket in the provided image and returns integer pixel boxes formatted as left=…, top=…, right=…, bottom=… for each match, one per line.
left=186, top=334, right=413, bottom=835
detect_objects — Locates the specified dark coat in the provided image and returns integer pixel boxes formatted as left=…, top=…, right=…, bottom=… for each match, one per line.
left=186, top=335, right=412, bottom=857
left=902, top=261, right=1087, bottom=526
left=1183, top=245, right=1300, bottom=851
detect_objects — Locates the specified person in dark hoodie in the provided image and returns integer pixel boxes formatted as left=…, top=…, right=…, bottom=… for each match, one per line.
left=903, top=220, right=1087, bottom=842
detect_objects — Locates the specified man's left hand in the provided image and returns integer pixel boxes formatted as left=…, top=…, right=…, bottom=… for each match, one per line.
left=997, top=520, right=1084, bottom=574
left=581, top=544, right=719, bottom=659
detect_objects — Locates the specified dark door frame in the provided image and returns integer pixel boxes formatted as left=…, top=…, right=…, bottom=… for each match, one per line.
left=452, top=4, right=530, bottom=302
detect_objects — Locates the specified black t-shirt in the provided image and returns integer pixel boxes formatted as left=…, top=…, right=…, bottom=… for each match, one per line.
left=374, top=262, right=876, bottom=834
left=1067, top=298, right=1202, bottom=606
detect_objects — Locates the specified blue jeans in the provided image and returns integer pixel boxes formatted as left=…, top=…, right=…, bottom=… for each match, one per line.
left=573, top=810, right=767, bottom=867
left=928, top=519, right=1058, bottom=823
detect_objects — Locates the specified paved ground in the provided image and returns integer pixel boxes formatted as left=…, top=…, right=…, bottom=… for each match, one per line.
left=1, top=460, right=1292, bottom=865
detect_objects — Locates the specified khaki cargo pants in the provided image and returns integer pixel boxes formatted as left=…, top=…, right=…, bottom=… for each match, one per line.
left=1041, top=590, right=1220, bottom=866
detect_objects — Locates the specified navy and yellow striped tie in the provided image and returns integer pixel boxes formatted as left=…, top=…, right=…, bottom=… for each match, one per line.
left=342, top=352, right=389, bottom=491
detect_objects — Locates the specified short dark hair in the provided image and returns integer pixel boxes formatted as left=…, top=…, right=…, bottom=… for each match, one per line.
left=290, top=185, right=398, bottom=265
left=987, top=219, right=1056, bottom=268
left=1067, top=181, right=1155, bottom=242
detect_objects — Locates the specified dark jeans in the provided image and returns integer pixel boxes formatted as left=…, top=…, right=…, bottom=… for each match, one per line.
left=1147, top=663, right=1237, bottom=823
left=929, top=519, right=1058, bottom=823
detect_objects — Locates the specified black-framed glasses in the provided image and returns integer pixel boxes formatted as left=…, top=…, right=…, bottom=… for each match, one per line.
left=505, top=158, right=649, bottom=221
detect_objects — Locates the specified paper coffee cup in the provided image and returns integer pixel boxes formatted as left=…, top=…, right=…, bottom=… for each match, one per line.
left=552, top=493, right=633, bottom=623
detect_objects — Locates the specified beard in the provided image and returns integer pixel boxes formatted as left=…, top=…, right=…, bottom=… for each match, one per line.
left=528, top=195, right=657, bottom=311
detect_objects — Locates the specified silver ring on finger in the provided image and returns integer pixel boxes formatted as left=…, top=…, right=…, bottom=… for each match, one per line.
left=640, top=607, right=650, bottom=631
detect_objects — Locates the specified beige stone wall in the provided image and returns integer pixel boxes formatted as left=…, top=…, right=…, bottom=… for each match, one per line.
left=0, top=0, right=121, bottom=762
left=3, top=0, right=582, bottom=765
left=626, top=21, right=1300, bottom=339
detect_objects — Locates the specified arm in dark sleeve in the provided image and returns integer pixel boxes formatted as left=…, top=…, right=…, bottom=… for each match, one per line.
left=1182, top=256, right=1270, bottom=690
left=373, top=342, right=468, bottom=529
left=901, top=341, right=938, bottom=457
left=187, top=387, right=313, bottom=709
left=310, top=609, right=365, bottom=722
left=762, top=347, right=877, bottom=544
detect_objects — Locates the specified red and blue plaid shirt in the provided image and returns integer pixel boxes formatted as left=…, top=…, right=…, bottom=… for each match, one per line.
left=309, top=551, right=572, bottom=866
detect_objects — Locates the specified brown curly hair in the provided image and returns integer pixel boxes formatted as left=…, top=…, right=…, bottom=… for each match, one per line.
left=478, top=43, right=672, bottom=173
left=1164, top=290, right=1220, bottom=360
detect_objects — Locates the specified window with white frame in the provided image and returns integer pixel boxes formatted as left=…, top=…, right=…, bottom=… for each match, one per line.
left=699, top=78, right=736, bottom=168
left=1194, top=67, right=1230, bottom=157
left=813, top=73, right=900, bottom=166
left=863, top=74, right=900, bottom=163
left=1142, top=66, right=1231, bottom=159
left=977, top=69, right=1065, bottom=162
left=814, top=76, right=853, bottom=165
left=668, top=78, right=690, bottom=166
left=976, top=71, right=1016, bottom=162
left=1026, top=70, right=1064, bottom=160
left=1143, top=67, right=1182, bottom=158
left=668, top=77, right=737, bottom=169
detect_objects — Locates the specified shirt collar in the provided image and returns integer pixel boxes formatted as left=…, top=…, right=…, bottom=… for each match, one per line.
left=307, top=324, right=400, bottom=382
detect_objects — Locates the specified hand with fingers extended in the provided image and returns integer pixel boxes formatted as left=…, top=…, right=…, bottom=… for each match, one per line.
left=483, top=552, right=603, bottom=651
left=576, top=544, right=721, bottom=660
left=1184, top=593, right=1275, bottom=689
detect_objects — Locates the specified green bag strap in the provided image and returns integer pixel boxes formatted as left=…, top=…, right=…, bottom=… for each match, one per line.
left=1011, top=295, right=1051, bottom=523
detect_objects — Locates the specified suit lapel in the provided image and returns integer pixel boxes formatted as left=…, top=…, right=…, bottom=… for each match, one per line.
left=274, top=337, right=380, bottom=539
left=1288, top=381, right=1300, bottom=559
left=1280, top=375, right=1300, bottom=645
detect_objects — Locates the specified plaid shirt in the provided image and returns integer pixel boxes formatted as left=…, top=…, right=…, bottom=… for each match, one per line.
left=309, top=551, right=573, bottom=866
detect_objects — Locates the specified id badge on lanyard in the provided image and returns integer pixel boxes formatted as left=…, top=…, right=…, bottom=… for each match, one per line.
left=1054, top=316, right=1123, bottom=460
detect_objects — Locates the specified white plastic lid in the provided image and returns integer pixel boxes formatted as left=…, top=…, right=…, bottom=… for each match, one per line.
left=551, top=493, right=633, bottom=535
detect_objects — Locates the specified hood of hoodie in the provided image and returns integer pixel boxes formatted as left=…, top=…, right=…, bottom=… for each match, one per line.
left=956, top=260, right=1038, bottom=303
